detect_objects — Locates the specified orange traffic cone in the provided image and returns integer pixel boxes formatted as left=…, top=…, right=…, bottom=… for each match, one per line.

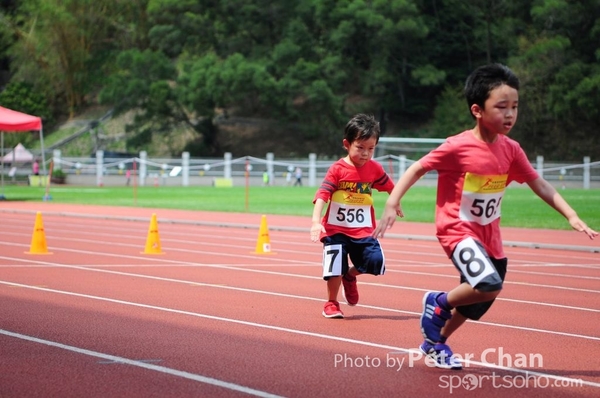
left=253, top=215, right=275, bottom=254
left=142, top=213, right=164, bottom=255
left=26, top=212, right=52, bottom=255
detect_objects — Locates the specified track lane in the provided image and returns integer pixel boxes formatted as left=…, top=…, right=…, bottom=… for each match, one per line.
left=1, top=204, right=599, bottom=396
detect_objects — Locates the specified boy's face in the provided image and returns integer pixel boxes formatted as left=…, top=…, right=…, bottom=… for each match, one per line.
left=474, top=84, right=519, bottom=135
left=343, top=136, right=377, bottom=167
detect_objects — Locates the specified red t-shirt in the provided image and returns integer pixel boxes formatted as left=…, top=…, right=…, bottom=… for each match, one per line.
left=314, top=159, right=395, bottom=239
left=419, top=130, right=539, bottom=259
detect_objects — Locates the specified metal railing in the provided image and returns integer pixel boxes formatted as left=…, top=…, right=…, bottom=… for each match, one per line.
left=44, top=150, right=599, bottom=189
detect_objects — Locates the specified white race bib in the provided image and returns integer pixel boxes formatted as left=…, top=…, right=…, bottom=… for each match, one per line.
left=327, top=191, right=372, bottom=228
left=322, top=244, right=343, bottom=278
left=452, top=237, right=496, bottom=287
left=459, top=173, right=507, bottom=226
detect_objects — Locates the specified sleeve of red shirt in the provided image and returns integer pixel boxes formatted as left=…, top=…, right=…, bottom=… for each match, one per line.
left=506, top=140, right=539, bottom=185
left=313, top=161, right=340, bottom=204
left=372, top=161, right=395, bottom=193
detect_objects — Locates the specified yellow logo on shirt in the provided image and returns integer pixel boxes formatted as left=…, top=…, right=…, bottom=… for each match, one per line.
left=463, top=173, right=508, bottom=193
left=332, top=190, right=373, bottom=206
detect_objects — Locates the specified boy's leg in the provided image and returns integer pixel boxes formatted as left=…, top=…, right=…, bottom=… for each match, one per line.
left=447, top=282, right=501, bottom=307
left=440, top=309, right=468, bottom=339
left=341, top=266, right=360, bottom=306
left=322, top=276, right=344, bottom=318
left=326, top=276, right=342, bottom=301
left=344, top=237, right=386, bottom=306
left=422, top=238, right=503, bottom=340
left=419, top=238, right=505, bottom=369
left=421, top=283, right=501, bottom=343
left=453, top=257, right=507, bottom=321
left=419, top=305, right=467, bottom=370
left=321, top=236, right=349, bottom=318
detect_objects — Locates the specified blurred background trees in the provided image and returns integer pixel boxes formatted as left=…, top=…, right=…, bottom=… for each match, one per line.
left=0, top=0, right=598, bottom=159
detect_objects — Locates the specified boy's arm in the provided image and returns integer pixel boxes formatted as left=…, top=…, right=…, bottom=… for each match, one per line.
left=527, top=177, right=598, bottom=239
left=373, top=161, right=427, bottom=238
left=310, top=198, right=327, bottom=242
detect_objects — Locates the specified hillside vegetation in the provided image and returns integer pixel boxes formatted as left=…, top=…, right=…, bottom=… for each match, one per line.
left=1, top=1, right=598, bottom=160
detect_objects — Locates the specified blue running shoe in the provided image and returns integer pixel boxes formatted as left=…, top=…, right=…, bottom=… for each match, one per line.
left=420, top=291, right=452, bottom=343
left=419, top=341, right=462, bottom=370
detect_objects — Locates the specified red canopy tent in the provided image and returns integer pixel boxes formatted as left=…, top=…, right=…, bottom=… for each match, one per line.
left=0, top=106, right=46, bottom=199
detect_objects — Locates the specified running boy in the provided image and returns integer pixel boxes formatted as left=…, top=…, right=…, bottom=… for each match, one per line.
left=373, top=64, right=597, bottom=369
left=311, top=113, right=399, bottom=318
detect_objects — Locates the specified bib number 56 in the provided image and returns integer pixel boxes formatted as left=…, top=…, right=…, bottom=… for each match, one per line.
left=470, top=197, right=502, bottom=219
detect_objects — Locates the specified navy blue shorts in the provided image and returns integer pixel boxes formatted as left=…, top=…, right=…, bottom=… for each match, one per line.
left=321, top=234, right=386, bottom=280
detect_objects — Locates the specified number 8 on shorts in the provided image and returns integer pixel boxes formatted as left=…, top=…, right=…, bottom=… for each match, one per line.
left=451, top=237, right=496, bottom=287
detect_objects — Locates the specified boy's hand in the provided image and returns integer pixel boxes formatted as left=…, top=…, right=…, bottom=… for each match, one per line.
left=569, top=216, right=598, bottom=240
left=310, top=222, right=325, bottom=242
left=372, top=203, right=403, bottom=238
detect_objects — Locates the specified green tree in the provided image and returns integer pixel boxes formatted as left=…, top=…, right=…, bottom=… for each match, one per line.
left=508, top=0, right=600, bottom=159
left=6, top=0, right=148, bottom=118
left=99, top=49, right=199, bottom=155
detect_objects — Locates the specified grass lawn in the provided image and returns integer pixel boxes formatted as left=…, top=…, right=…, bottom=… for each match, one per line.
left=2, top=184, right=598, bottom=230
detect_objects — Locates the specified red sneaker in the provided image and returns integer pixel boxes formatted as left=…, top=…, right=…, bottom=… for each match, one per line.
left=342, top=274, right=359, bottom=306
left=322, top=300, right=344, bottom=318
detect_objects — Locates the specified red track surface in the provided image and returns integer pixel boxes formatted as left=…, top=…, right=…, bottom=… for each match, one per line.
left=1, top=202, right=599, bottom=397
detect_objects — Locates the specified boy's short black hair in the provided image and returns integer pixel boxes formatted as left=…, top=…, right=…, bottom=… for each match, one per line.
left=464, top=64, right=520, bottom=116
left=344, top=114, right=380, bottom=144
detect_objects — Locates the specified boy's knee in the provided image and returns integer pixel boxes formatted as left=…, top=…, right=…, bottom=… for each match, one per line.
left=476, top=280, right=503, bottom=294
left=457, top=297, right=498, bottom=320
left=475, top=286, right=502, bottom=301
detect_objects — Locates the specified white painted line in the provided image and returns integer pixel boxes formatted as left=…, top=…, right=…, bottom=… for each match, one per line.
left=1, top=282, right=598, bottom=388
left=0, top=329, right=283, bottom=398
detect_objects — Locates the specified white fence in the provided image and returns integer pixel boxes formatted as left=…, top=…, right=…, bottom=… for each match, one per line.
left=49, top=150, right=600, bottom=189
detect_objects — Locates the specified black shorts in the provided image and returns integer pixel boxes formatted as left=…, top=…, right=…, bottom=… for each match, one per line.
left=321, top=234, right=386, bottom=280
left=451, top=237, right=504, bottom=292
left=456, top=258, right=508, bottom=321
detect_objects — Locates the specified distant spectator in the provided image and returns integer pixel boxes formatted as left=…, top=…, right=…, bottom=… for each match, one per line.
left=294, top=167, right=303, bottom=186
left=125, top=169, right=131, bottom=186
left=285, top=165, right=294, bottom=186
left=32, top=159, right=39, bottom=176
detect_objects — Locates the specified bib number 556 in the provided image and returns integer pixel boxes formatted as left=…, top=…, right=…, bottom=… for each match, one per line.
left=336, top=208, right=365, bottom=223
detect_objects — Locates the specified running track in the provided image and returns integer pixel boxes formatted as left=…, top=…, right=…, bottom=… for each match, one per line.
left=1, top=202, right=599, bottom=397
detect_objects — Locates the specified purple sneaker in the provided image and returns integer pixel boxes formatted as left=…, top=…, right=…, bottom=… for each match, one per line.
left=420, top=291, right=452, bottom=343
left=420, top=340, right=462, bottom=370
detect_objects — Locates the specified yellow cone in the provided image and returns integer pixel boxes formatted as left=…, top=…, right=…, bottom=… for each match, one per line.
left=27, top=212, right=52, bottom=255
left=142, top=213, right=164, bottom=255
left=253, top=215, right=275, bottom=254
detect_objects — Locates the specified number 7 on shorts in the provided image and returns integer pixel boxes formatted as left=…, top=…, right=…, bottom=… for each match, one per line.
left=323, top=244, right=342, bottom=278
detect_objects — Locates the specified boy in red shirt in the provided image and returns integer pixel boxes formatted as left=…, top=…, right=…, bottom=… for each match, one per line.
left=374, top=64, right=597, bottom=369
left=311, top=114, right=399, bottom=318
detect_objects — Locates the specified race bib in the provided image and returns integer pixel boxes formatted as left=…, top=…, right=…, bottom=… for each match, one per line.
left=322, top=244, right=343, bottom=278
left=459, top=173, right=507, bottom=226
left=327, top=190, right=372, bottom=228
left=451, top=237, right=496, bottom=287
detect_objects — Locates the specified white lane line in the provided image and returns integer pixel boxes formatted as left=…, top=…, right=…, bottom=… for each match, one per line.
left=2, top=253, right=600, bottom=313
left=1, top=282, right=598, bottom=389
left=1, top=255, right=600, bottom=330
left=0, top=329, right=283, bottom=398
